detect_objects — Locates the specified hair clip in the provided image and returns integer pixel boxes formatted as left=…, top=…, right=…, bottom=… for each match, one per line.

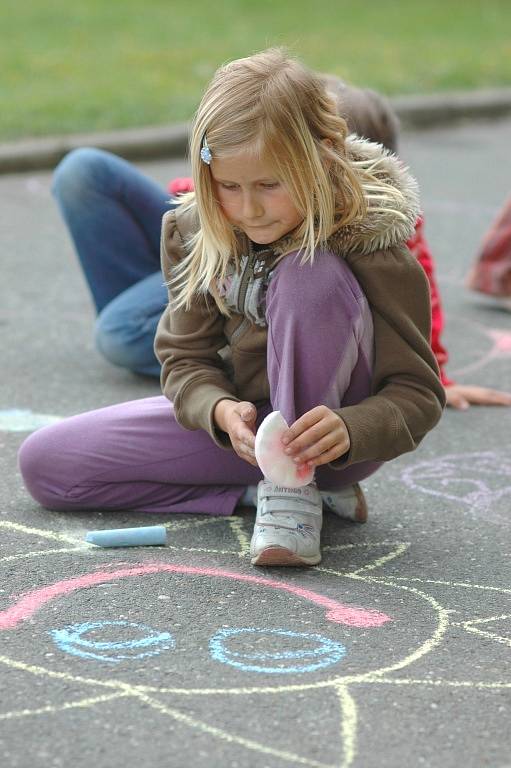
left=200, top=135, right=212, bottom=165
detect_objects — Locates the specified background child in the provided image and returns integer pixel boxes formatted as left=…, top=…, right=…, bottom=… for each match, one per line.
left=466, top=195, right=511, bottom=309
left=19, top=48, right=444, bottom=566
left=51, top=76, right=511, bottom=410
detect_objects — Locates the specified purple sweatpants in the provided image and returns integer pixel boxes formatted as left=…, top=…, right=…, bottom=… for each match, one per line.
left=18, top=250, right=380, bottom=516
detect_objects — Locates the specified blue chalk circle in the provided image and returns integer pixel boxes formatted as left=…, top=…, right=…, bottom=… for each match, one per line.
left=209, top=628, right=346, bottom=674
left=50, top=621, right=174, bottom=663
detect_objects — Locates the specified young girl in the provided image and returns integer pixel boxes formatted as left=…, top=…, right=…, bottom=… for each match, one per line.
left=51, top=85, right=511, bottom=410
left=18, top=48, right=445, bottom=567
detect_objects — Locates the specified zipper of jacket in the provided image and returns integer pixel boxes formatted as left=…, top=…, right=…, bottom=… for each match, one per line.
left=230, top=317, right=250, bottom=346
left=236, top=240, right=257, bottom=314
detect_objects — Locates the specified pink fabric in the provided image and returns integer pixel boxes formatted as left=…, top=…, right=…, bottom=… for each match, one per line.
left=466, top=197, right=511, bottom=298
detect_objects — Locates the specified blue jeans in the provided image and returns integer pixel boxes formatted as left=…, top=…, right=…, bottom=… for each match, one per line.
left=52, top=148, right=174, bottom=376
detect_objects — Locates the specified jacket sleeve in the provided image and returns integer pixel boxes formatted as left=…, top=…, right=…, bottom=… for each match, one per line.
left=406, top=215, right=453, bottom=386
left=331, top=244, right=446, bottom=468
left=154, top=209, right=240, bottom=449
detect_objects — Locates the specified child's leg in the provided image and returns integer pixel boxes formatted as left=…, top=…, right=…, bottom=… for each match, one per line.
left=52, top=147, right=171, bottom=312
left=18, top=397, right=266, bottom=515
left=94, top=272, right=167, bottom=377
left=265, top=249, right=380, bottom=491
left=251, top=250, right=378, bottom=565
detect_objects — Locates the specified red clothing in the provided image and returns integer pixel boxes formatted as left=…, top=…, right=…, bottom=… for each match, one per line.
left=466, top=197, right=511, bottom=297
left=406, top=216, right=452, bottom=386
left=168, top=180, right=452, bottom=386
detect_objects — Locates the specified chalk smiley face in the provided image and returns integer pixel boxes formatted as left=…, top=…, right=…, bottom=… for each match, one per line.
left=3, top=522, right=506, bottom=768
left=0, top=556, right=444, bottom=691
left=401, top=451, right=511, bottom=521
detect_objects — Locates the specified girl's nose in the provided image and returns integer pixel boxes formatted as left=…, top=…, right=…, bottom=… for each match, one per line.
left=242, top=192, right=263, bottom=219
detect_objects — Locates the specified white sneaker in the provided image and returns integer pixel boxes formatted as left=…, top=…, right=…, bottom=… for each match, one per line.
left=250, top=480, right=323, bottom=566
left=321, top=483, right=368, bottom=523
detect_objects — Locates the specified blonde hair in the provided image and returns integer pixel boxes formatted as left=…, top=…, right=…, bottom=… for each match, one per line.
left=171, top=47, right=368, bottom=315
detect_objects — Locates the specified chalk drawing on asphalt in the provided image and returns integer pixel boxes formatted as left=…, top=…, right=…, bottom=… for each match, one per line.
left=209, top=628, right=347, bottom=674
left=0, top=518, right=509, bottom=768
left=50, top=620, right=175, bottom=663
left=400, top=450, right=511, bottom=520
left=448, top=320, right=511, bottom=378
left=0, top=409, right=62, bottom=432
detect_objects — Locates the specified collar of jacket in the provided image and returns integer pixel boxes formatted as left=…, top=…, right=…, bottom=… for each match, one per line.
left=177, top=135, right=420, bottom=262
left=267, top=134, right=420, bottom=259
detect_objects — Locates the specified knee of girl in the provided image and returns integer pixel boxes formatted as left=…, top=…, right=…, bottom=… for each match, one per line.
left=52, top=147, right=108, bottom=203
left=269, top=249, right=362, bottom=317
left=18, top=429, right=69, bottom=510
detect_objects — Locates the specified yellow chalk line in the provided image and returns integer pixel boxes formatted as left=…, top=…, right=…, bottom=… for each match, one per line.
left=0, top=517, right=241, bottom=560
left=0, top=691, right=129, bottom=721
left=0, top=547, right=87, bottom=564
left=1, top=653, right=508, bottom=702
left=0, top=520, right=84, bottom=546
left=350, top=543, right=410, bottom=575
left=455, top=614, right=511, bottom=626
left=378, top=575, right=511, bottom=595
left=0, top=529, right=456, bottom=701
left=0, top=650, right=337, bottom=768
left=323, top=541, right=410, bottom=553
left=317, top=567, right=451, bottom=681
left=0, top=655, right=127, bottom=691
left=134, top=690, right=336, bottom=768
left=335, top=685, right=357, bottom=768
left=0, top=545, right=240, bottom=563
left=166, top=544, right=239, bottom=556
left=0, top=516, right=508, bottom=768
left=228, top=516, right=251, bottom=557
left=2, top=626, right=508, bottom=701
left=163, top=515, right=238, bottom=531
left=1, top=515, right=507, bottom=768
left=452, top=614, right=511, bottom=648
left=0, top=555, right=452, bottom=699
left=0, top=515, right=233, bottom=548
left=364, top=677, right=511, bottom=690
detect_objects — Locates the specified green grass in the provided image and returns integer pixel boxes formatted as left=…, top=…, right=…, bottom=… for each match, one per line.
left=1, top=0, right=510, bottom=141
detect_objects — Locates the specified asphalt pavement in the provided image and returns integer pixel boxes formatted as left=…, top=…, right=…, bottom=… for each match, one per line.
left=0, top=116, right=510, bottom=768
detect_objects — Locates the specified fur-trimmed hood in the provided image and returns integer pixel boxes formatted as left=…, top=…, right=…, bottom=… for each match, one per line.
left=272, top=134, right=420, bottom=258
left=173, top=135, right=420, bottom=263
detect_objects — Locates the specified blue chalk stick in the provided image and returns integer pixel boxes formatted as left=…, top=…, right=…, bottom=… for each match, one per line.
left=85, top=525, right=167, bottom=547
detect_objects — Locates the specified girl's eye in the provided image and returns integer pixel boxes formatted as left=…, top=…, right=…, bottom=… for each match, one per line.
left=261, top=182, right=279, bottom=189
left=220, top=183, right=239, bottom=191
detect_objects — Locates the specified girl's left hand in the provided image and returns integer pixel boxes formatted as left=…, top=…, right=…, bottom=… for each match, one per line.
left=445, top=384, right=511, bottom=410
left=281, top=405, right=350, bottom=471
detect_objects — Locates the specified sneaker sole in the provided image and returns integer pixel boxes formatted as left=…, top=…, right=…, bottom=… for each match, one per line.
left=251, top=546, right=321, bottom=567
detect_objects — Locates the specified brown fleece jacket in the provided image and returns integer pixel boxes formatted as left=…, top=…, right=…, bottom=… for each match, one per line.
left=154, top=136, right=445, bottom=468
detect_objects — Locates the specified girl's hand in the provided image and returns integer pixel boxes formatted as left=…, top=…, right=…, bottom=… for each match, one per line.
left=445, top=384, right=511, bottom=410
left=215, top=400, right=258, bottom=466
left=281, top=405, right=350, bottom=472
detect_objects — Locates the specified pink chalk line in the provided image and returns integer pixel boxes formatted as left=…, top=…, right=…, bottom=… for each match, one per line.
left=0, top=563, right=391, bottom=631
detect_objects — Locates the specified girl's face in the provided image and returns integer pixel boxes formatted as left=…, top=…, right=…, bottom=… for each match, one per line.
left=211, top=151, right=303, bottom=244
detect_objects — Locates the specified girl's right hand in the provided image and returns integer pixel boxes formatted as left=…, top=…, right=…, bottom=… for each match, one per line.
left=214, top=400, right=259, bottom=466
